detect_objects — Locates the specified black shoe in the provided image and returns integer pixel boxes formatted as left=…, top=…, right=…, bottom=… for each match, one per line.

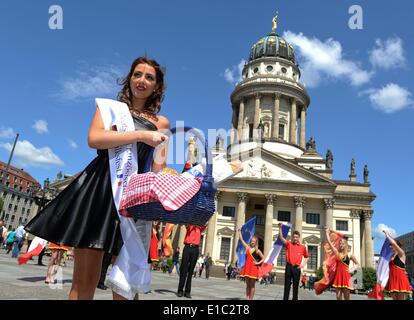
left=177, top=291, right=183, bottom=297
left=97, top=283, right=107, bottom=290
left=184, top=293, right=192, bottom=299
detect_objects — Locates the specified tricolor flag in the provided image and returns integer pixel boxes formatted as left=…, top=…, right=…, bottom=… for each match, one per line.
left=368, top=238, right=393, bottom=300
left=258, top=223, right=291, bottom=278
left=236, top=217, right=256, bottom=268
left=17, top=236, right=48, bottom=265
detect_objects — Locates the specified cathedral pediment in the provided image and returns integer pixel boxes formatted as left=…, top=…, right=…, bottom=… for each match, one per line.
left=231, top=147, right=335, bottom=186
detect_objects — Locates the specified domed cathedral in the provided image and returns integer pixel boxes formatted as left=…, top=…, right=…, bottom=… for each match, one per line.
left=200, top=15, right=376, bottom=276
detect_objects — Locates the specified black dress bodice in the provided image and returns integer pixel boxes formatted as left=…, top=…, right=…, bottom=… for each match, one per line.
left=97, top=115, right=158, bottom=173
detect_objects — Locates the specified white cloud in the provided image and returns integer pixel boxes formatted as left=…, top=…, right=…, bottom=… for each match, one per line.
left=0, top=127, right=16, bottom=139
left=67, top=139, right=78, bottom=149
left=32, top=120, right=48, bottom=134
left=369, top=37, right=406, bottom=70
left=54, top=64, right=124, bottom=101
left=224, top=59, right=246, bottom=85
left=363, top=83, right=413, bottom=113
left=374, top=223, right=397, bottom=239
left=0, top=140, right=64, bottom=167
left=283, top=31, right=372, bottom=88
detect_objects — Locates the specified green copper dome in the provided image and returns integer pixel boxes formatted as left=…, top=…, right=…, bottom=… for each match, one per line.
left=249, top=32, right=296, bottom=63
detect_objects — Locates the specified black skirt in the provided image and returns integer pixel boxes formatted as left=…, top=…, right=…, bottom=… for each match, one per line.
left=25, top=115, right=157, bottom=255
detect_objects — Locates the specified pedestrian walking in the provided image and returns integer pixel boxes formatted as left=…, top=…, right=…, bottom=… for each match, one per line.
left=5, top=228, right=15, bottom=254
left=204, top=253, right=212, bottom=279
left=169, top=247, right=180, bottom=275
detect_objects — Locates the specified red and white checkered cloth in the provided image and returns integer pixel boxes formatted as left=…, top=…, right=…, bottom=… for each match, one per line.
left=119, top=172, right=202, bottom=216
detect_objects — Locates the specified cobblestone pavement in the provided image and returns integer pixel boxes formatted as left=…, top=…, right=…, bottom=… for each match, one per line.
left=0, top=250, right=368, bottom=300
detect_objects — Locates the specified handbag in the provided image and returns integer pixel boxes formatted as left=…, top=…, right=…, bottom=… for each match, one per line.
left=126, top=127, right=217, bottom=226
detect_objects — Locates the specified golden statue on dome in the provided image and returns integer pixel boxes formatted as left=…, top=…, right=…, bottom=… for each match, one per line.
left=272, top=12, right=278, bottom=32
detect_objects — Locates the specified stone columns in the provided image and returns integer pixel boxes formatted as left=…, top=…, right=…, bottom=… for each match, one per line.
left=290, top=98, right=297, bottom=144
left=350, top=209, right=361, bottom=265
left=237, top=99, right=245, bottom=141
left=362, top=210, right=374, bottom=268
left=360, top=217, right=366, bottom=267
left=231, top=106, right=238, bottom=144
left=323, top=198, right=335, bottom=229
left=204, top=191, right=221, bottom=257
left=253, top=94, right=261, bottom=131
left=293, top=196, right=305, bottom=236
left=264, top=194, right=277, bottom=256
left=272, top=94, right=280, bottom=139
left=232, top=192, right=249, bottom=263
left=300, top=106, right=306, bottom=149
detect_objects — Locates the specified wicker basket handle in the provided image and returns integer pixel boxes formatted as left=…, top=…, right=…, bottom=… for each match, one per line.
left=169, top=127, right=213, bottom=182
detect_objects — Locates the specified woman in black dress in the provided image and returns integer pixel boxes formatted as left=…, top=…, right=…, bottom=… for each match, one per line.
left=25, top=57, right=170, bottom=300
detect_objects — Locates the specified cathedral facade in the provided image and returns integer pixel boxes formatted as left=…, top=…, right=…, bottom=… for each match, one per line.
left=186, top=21, right=376, bottom=274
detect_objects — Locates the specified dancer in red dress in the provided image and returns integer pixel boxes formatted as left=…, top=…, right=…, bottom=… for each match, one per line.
left=45, top=243, right=71, bottom=284
left=237, top=229, right=264, bottom=300
left=149, top=221, right=161, bottom=264
left=383, top=230, right=412, bottom=300
left=325, top=227, right=360, bottom=300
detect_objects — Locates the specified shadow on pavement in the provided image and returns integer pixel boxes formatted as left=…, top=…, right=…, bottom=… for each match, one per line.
left=154, top=289, right=177, bottom=295
left=17, top=277, right=72, bottom=284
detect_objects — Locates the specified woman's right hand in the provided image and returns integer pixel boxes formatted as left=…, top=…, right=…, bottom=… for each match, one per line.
left=139, top=131, right=168, bottom=147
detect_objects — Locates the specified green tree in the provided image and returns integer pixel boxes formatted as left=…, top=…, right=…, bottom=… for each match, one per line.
left=0, top=197, right=4, bottom=213
left=362, top=267, right=377, bottom=291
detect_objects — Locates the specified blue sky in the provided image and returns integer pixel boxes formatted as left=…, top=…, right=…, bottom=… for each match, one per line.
left=0, top=0, right=413, bottom=252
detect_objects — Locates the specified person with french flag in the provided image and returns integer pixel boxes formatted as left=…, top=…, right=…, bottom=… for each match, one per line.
left=369, top=230, right=412, bottom=300
left=237, top=218, right=265, bottom=300
left=277, top=223, right=309, bottom=300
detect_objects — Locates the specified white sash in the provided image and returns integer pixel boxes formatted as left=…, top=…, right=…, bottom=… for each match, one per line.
left=96, top=98, right=152, bottom=300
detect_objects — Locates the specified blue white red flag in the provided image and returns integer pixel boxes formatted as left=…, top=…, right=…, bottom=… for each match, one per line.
left=258, top=223, right=291, bottom=278
left=236, top=216, right=256, bottom=268
left=368, top=238, right=394, bottom=300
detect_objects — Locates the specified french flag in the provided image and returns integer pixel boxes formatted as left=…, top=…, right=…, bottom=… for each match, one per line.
left=18, top=236, right=48, bottom=265
left=258, top=223, right=291, bottom=278
left=368, top=238, right=394, bottom=300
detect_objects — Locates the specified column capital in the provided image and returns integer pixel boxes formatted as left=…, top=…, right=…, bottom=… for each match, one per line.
left=289, top=97, right=297, bottom=104
left=236, top=192, right=249, bottom=203
left=293, top=196, right=306, bottom=207
left=274, top=93, right=281, bottom=99
left=350, top=209, right=362, bottom=218
left=265, top=194, right=277, bottom=205
left=239, top=97, right=246, bottom=105
left=255, top=92, right=261, bottom=99
left=362, top=209, right=374, bottom=221
left=323, top=198, right=335, bottom=209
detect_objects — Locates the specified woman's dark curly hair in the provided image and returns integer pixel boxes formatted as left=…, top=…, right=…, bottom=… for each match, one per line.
left=117, top=57, right=166, bottom=114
